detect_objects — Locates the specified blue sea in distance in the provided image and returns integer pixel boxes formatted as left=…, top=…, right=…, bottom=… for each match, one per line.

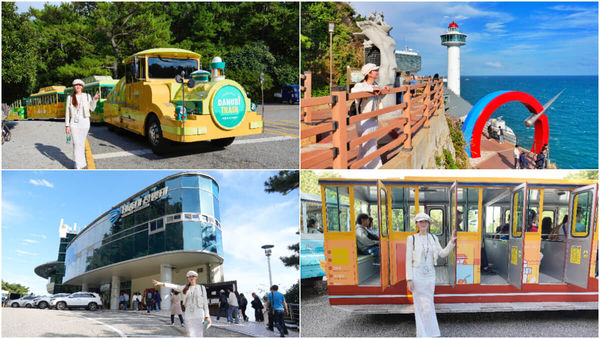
left=460, top=76, right=598, bottom=169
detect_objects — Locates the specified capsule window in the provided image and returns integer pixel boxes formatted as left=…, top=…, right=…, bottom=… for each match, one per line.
left=324, top=186, right=350, bottom=232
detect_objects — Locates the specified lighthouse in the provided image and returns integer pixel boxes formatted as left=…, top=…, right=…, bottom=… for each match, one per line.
left=441, top=21, right=467, bottom=95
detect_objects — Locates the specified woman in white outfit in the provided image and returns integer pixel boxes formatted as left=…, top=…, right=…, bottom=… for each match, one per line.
left=153, top=271, right=211, bottom=337
left=350, top=63, right=389, bottom=169
left=406, top=213, right=457, bottom=337
left=65, top=79, right=98, bottom=169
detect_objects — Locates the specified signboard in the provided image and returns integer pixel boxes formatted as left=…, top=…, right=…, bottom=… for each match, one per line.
left=348, top=68, right=363, bottom=85
left=121, top=187, right=168, bottom=217
left=211, top=85, right=246, bottom=130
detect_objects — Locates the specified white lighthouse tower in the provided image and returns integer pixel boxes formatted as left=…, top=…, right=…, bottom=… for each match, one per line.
left=441, top=21, right=467, bottom=95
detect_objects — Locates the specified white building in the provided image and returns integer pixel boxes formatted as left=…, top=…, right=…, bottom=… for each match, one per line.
left=440, top=21, right=467, bottom=95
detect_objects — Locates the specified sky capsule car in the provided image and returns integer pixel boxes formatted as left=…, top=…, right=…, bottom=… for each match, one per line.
left=103, top=48, right=263, bottom=153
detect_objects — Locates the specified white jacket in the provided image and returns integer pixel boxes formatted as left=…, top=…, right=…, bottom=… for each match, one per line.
left=405, top=233, right=454, bottom=281
left=65, top=93, right=97, bottom=126
left=164, top=283, right=210, bottom=316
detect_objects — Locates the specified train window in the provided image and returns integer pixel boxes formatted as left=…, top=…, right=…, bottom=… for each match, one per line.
left=354, top=185, right=378, bottom=232
left=125, top=62, right=134, bottom=83
left=324, top=186, right=350, bottom=232
left=101, top=87, right=112, bottom=99
left=148, top=57, right=198, bottom=79
left=139, top=57, right=146, bottom=79
left=391, top=187, right=408, bottom=231
left=512, top=190, right=524, bottom=237
left=526, top=189, right=540, bottom=232
left=302, top=200, right=323, bottom=234
left=485, top=205, right=502, bottom=234
left=457, top=188, right=479, bottom=232
left=572, top=191, right=593, bottom=237
left=58, top=94, right=65, bottom=102
left=429, top=208, right=443, bottom=235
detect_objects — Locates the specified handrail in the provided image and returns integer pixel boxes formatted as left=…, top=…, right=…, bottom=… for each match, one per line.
left=300, top=74, right=445, bottom=169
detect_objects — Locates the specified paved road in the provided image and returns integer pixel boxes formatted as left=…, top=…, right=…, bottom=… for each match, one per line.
left=301, top=292, right=598, bottom=337
left=2, top=104, right=298, bottom=169
left=1, top=308, right=246, bottom=337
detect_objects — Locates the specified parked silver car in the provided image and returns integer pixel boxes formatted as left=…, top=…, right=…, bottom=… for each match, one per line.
left=34, top=293, right=70, bottom=309
left=50, top=292, right=102, bottom=311
left=9, top=295, right=38, bottom=308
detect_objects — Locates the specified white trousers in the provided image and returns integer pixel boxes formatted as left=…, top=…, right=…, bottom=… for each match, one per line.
left=184, top=306, right=205, bottom=337
left=70, top=117, right=90, bottom=169
left=356, top=117, right=382, bottom=169
left=412, top=265, right=440, bottom=337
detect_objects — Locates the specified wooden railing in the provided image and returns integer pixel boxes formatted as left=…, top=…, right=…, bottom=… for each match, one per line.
left=301, top=72, right=444, bottom=169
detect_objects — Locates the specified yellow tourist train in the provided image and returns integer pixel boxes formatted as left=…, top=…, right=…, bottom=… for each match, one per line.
left=25, top=86, right=66, bottom=119
left=317, top=176, right=598, bottom=313
left=103, top=48, right=263, bottom=153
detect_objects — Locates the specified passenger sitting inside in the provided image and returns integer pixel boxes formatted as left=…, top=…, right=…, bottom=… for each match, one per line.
left=549, top=215, right=568, bottom=240
left=306, top=218, right=322, bottom=234
left=356, top=213, right=379, bottom=258
left=527, top=209, right=538, bottom=232
left=541, top=217, right=552, bottom=240
left=575, top=207, right=586, bottom=233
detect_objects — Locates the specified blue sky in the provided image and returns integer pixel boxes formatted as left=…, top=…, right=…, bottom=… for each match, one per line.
left=350, top=2, right=598, bottom=76
left=2, top=170, right=299, bottom=298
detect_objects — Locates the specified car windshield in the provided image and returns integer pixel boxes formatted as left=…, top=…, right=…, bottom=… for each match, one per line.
left=148, top=57, right=198, bottom=79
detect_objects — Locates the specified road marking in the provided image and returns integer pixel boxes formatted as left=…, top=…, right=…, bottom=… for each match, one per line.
left=93, top=149, right=154, bottom=160
left=77, top=313, right=127, bottom=337
left=231, top=135, right=296, bottom=145
left=85, top=138, right=96, bottom=169
left=92, top=135, right=297, bottom=160
left=264, top=129, right=299, bottom=138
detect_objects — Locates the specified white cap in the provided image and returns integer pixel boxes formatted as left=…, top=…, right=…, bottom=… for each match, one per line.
left=360, top=63, right=379, bottom=77
left=72, top=79, right=85, bottom=86
left=415, top=213, right=431, bottom=222
left=186, top=270, right=198, bottom=277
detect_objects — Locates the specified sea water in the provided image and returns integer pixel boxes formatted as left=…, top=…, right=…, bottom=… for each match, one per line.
left=460, top=76, right=598, bottom=169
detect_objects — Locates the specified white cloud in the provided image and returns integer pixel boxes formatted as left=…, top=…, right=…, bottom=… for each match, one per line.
left=28, top=179, right=54, bottom=188
left=485, top=61, right=502, bottom=68
left=16, top=250, right=38, bottom=256
left=23, top=239, right=39, bottom=244
left=29, top=233, right=47, bottom=239
left=485, top=22, right=506, bottom=33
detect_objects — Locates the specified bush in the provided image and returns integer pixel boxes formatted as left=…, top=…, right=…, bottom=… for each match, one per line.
left=227, top=69, right=274, bottom=103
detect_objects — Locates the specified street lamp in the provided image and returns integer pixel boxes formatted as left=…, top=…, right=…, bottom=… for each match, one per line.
left=328, top=21, right=335, bottom=94
left=261, top=244, right=274, bottom=288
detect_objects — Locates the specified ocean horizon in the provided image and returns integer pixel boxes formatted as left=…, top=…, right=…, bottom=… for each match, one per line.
left=459, top=75, right=598, bottom=169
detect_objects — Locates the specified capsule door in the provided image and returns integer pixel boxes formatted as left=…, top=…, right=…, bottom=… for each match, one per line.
left=378, top=181, right=390, bottom=291
left=508, top=183, right=527, bottom=290
left=447, top=182, right=457, bottom=287
left=564, top=184, right=598, bottom=288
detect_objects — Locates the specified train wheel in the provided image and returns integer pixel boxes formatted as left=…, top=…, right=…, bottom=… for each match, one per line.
left=146, top=116, right=168, bottom=154
left=211, top=137, right=235, bottom=148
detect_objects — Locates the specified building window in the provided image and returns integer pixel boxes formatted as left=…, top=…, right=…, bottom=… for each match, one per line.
left=149, top=218, right=165, bottom=234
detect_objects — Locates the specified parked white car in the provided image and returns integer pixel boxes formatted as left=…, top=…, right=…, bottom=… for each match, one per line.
left=50, top=292, right=102, bottom=311
left=9, top=295, right=38, bottom=308
left=34, top=293, right=70, bottom=309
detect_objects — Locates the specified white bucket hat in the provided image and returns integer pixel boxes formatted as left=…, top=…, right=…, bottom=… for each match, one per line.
left=72, top=79, right=85, bottom=86
left=360, top=63, right=379, bottom=77
left=186, top=270, right=198, bottom=277
left=415, top=212, right=431, bottom=223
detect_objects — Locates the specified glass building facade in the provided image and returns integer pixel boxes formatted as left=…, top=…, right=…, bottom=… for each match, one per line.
left=64, top=173, right=222, bottom=282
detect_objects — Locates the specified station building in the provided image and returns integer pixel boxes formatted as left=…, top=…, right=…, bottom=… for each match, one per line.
left=35, top=172, right=225, bottom=310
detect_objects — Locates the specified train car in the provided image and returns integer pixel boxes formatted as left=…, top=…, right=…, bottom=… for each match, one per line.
left=103, top=48, right=263, bottom=153
left=64, top=76, right=118, bottom=122
left=301, top=192, right=327, bottom=280
left=6, top=99, right=27, bottom=120
left=317, top=176, right=598, bottom=313
left=25, top=86, right=66, bottom=119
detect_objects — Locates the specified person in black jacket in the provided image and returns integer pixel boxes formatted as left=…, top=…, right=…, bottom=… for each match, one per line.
left=250, top=292, right=264, bottom=322
left=239, top=293, right=249, bottom=321
left=216, top=289, right=229, bottom=321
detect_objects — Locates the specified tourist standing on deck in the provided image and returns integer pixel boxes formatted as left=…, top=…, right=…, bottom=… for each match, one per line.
left=266, top=285, right=289, bottom=337
left=153, top=271, right=211, bottom=337
left=350, top=63, right=389, bottom=169
left=514, top=145, right=520, bottom=169
left=406, top=213, right=457, bottom=337
left=498, top=126, right=504, bottom=144
left=65, top=79, right=98, bottom=169
left=251, top=292, right=264, bottom=322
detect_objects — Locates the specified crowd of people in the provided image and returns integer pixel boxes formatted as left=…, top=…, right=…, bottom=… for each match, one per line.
left=513, top=143, right=550, bottom=169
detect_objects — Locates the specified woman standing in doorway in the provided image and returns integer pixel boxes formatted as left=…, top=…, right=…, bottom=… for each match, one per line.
left=65, top=79, right=98, bottom=169
left=350, top=63, right=389, bottom=169
left=153, top=271, right=211, bottom=337
left=406, top=213, right=457, bottom=337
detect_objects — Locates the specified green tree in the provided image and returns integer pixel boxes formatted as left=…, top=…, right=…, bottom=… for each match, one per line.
left=284, top=281, right=299, bottom=304
left=264, top=171, right=299, bottom=196
left=280, top=243, right=299, bottom=270
left=565, top=171, right=599, bottom=180
left=2, top=280, right=30, bottom=295
left=1, top=2, right=40, bottom=103
left=300, top=170, right=342, bottom=196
